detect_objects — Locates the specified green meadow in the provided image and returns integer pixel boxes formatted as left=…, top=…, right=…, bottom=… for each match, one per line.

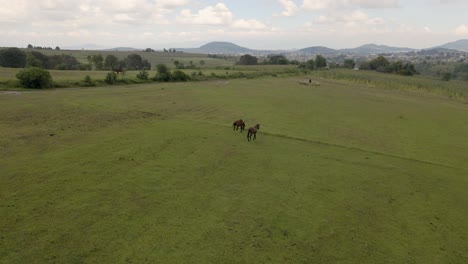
left=1, top=73, right=467, bottom=263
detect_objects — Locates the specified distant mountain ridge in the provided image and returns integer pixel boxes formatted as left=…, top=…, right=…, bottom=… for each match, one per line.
left=178, top=42, right=417, bottom=55
left=63, top=39, right=468, bottom=54
left=340, top=44, right=415, bottom=54
left=436, top=39, right=468, bottom=51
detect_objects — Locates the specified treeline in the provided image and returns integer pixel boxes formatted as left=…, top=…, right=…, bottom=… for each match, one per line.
left=27, top=44, right=60, bottom=50
left=86, top=54, right=151, bottom=71
left=237, top=54, right=329, bottom=69
left=0, top=48, right=151, bottom=70
left=359, top=56, right=417, bottom=76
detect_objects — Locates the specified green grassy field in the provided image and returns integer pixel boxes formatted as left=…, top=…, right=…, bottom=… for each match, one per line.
left=1, top=75, right=467, bottom=263
left=23, top=48, right=236, bottom=68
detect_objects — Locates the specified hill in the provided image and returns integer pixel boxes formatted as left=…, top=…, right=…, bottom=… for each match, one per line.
left=178, top=41, right=254, bottom=54
left=295, top=46, right=338, bottom=54
left=436, top=39, right=468, bottom=51
left=341, top=44, right=415, bottom=54
left=102, top=47, right=142, bottom=52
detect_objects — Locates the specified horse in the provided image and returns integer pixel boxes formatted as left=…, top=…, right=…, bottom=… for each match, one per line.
left=247, top=124, right=260, bottom=141
left=232, top=119, right=245, bottom=132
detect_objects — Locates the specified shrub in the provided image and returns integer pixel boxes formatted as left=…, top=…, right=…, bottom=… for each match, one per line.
left=171, top=70, right=189, bottom=81
left=105, top=71, right=117, bottom=84
left=16, top=67, right=53, bottom=89
left=153, top=72, right=171, bottom=82
left=136, top=70, right=149, bottom=80
left=156, top=64, right=169, bottom=74
left=83, top=75, right=95, bottom=86
left=442, top=72, right=452, bottom=81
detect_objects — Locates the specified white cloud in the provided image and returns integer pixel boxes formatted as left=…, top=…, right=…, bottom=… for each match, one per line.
left=278, top=0, right=299, bottom=16
left=302, top=0, right=398, bottom=10
left=156, top=0, right=190, bottom=9
left=454, top=24, right=468, bottom=36
left=232, top=19, right=268, bottom=29
left=177, top=3, right=234, bottom=25
left=314, top=10, right=385, bottom=27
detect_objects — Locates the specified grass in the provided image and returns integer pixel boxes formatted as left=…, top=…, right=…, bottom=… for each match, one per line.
left=0, top=65, right=300, bottom=90
left=1, top=75, right=468, bottom=263
left=310, top=69, right=468, bottom=99
left=22, top=48, right=236, bottom=68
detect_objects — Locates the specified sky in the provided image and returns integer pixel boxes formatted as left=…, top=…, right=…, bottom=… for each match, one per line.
left=1, top=0, right=467, bottom=50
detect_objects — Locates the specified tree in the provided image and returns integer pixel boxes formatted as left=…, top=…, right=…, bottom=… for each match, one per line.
left=171, top=70, right=189, bottom=81
left=27, top=44, right=33, bottom=49
left=344, top=59, right=355, bottom=69
left=199, top=60, right=205, bottom=66
left=55, top=46, right=60, bottom=50
left=28, top=52, right=50, bottom=68
left=88, top=55, right=104, bottom=70
left=0, top=48, right=27, bottom=68
left=125, top=54, right=150, bottom=70
left=239, top=54, right=258, bottom=65
left=50, top=55, right=79, bottom=70
left=156, top=64, right=169, bottom=74
left=125, top=54, right=143, bottom=70
left=315, top=55, right=327, bottom=68
left=369, top=56, right=390, bottom=72
left=104, top=54, right=119, bottom=70
left=16, top=67, right=53, bottom=88
left=266, top=55, right=288, bottom=65
left=442, top=72, right=452, bottom=81
left=305, top=59, right=315, bottom=70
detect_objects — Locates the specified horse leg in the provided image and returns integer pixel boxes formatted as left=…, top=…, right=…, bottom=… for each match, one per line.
left=247, top=132, right=250, bottom=141
left=253, top=132, right=256, bottom=141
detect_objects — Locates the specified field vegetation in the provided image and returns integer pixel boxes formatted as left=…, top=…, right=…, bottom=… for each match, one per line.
left=1, top=71, right=467, bottom=262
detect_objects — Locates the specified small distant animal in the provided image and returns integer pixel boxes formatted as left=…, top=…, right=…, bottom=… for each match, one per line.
left=232, top=119, right=245, bottom=132
left=247, top=124, right=260, bottom=141
left=299, top=79, right=320, bottom=86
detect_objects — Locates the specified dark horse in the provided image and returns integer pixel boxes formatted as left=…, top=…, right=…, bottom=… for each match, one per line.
left=247, top=124, right=260, bottom=141
left=233, top=119, right=245, bottom=132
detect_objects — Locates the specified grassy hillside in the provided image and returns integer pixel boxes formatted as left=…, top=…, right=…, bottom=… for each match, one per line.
left=11, top=48, right=236, bottom=68
left=1, top=75, right=467, bottom=263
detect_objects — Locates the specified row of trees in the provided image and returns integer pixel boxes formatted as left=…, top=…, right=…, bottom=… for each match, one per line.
left=360, top=56, right=417, bottom=76
left=0, top=48, right=151, bottom=71
left=86, top=54, right=151, bottom=71
left=237, top=54, right=330, bottom=69
left=27, top=44, right=60, bottom=50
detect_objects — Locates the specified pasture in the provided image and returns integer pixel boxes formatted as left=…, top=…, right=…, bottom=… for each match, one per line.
left=1, top=74, right=467, bottom=263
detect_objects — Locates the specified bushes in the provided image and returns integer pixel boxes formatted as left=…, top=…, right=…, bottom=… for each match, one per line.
left=16, top=67, right=53, bottom=89
left=105, top=72, right=117, bottom=84
left=136, top=70, right=149, bottom=80
left=83, top=75, right=95, bottom=86
left=153, top=70, right=190, bottom=82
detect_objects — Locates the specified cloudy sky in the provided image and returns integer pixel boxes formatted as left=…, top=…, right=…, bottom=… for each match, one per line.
left=1, top=0, right=467, bottom=50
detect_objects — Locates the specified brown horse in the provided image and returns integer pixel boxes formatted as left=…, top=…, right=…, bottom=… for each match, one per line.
left=233, top=119, right=245, bottom=132
left=247, top=124, right=260, bottom=141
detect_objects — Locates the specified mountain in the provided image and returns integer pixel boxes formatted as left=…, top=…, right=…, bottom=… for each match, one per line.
left=63, top=43, right=106, bottom=50
left=177, top=42, right=254, bottom=54
left=341, top=44, right=415, bottom=54
left=296, top=46, right=337, bottom=54
left=436, top=39, right=468, bottom=52
left=103, top=47, right=142, bottom=52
